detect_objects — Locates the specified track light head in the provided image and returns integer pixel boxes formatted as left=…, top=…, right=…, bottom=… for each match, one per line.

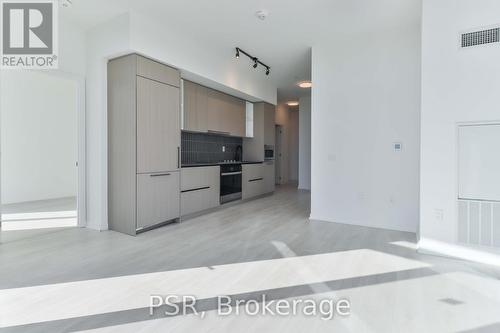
left=235, top=48, right=240, bottom=58
left=253, top=58, right=258, bottom=68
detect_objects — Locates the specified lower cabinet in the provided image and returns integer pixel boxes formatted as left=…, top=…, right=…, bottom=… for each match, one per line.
left=181, top=166, right=220, bottom=216
left=243, top=163, right=275, bottom=200
left=242, top=164, right=265, bottom=200
left=137, top=171, right=180, bottom=230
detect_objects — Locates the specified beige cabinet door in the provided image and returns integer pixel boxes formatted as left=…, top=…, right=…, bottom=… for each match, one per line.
left=136, top=172, right=180, bottom=229
left=226, top=95, right=246, bottom=137
left=136, top=55, right=180, bottom=87
left=264, top=103, right=276, bottom=146
left=183, top=81, right=208, bottom=132
left=207, top=89, right=227, bottom=134
left=242, top=164, right=265, bottom=199
left=137, top=76, right=180, bottom=173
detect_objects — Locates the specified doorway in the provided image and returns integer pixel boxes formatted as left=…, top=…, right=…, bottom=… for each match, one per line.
left=275, top=124, right=283, bottom=185
left=0, top=70, right=84, bottom=242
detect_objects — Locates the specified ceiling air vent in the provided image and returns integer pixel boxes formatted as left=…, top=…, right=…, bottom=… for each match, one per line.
left=461, top=28, right=499, bottom=48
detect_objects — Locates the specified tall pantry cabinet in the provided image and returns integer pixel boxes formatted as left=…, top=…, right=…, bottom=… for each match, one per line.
left=108, top=54, right=181, bottom=235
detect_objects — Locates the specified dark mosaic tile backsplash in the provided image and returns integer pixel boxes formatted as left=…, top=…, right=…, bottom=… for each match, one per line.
left=181, top=132, right=243, bottom=164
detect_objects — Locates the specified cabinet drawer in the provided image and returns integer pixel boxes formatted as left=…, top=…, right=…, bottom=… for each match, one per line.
left=181, top=186, right=219, bottom=216
left=137, top=55, right=180, bottom=87
left=181, top=166, right=219, bottom=192
left=136, top=172, right=180, bottom=230
left=242, top=163, right=263, bottom=181
left=242, top=177, right=265, bottom=200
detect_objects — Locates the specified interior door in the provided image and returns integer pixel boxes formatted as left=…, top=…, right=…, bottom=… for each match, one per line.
left=137, top=76, right=180, bottom=173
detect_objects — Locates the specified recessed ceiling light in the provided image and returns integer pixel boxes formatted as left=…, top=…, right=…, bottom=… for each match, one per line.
left=298, top=80, right=312, bottom=88
left=287, top=101, right=299, bottom=106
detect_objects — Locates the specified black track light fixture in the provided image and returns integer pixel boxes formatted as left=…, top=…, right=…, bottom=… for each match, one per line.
left=235, top=47, right=270, bottom=77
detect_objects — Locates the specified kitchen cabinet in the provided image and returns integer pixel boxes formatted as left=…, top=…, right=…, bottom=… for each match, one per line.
left=183, top=80, right=208, bottom=132
left=137, top=76, right=180, bottom=173
left=206, top=89, right=226, bottom=134
left=108, top=54, right=181, bottom=235
left=243, top=102, right=276, bottom=161
left=181, top=166, right=220, bottom=216
left=242, top=164, right=265, bottom=200
left=183, top=80, right=246, bottom=137
left=137, top=172, right=180, bottom=229
left=224, top=94, right=246, bottom=137
left=263, top=160, right=275, bottom=193
left=137, top=55, right=180, bottom=87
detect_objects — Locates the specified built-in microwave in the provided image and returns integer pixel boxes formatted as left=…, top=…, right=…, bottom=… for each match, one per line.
left=264, top=145, right=274, bottom=160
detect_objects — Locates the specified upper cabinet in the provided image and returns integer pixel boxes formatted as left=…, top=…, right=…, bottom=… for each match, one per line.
left=183, top=80, right=208, bottom=133
left=136, top=56, right=180, bottom=87
left=183, top=80, right=246, bottom=137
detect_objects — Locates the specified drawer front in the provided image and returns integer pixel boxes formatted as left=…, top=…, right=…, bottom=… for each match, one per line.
left=181, top=187, right=219, bottom=216
left=242, top=164, right=263, bottom=182
left=181, top=166, right=219, bottom=192
left=242, top=177, right=264, bottom=200
left=137, top=55, right=180, bottom=87
left=181, top=166, right=220, bottom=216
left=137, top=172, right=180, bottom=229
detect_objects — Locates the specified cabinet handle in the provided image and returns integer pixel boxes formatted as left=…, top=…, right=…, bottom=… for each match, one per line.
left=177, top=147, right=180, bottom=169
left=208, top=130, right=230, bottom=136
left=221, top=171, right=242, bottom=176
left=249, top=178, right=263, bottom=182
left=150, top=173, right=171, bottom=177
left=181, top=186, right=210, bottom=193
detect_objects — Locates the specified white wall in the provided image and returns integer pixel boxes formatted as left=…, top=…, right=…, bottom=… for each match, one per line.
left=1, top=71, right=77, bottom=204
left=129, top=12, right=276, bottom=105
left=420, top=0, right=500, bottom=245
left=59, top=16, right=87, bottom=76
left=85, top=14, right=131, bottom=230
left=288, top=110, right=299, bottom=182
left=311, top=24, right=421, bottom=233
left=299, top=96, right=311, bottom=190
left=85, top=12, right=278, bottom=230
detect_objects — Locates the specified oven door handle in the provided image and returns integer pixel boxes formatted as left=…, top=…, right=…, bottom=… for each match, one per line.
left=221, top=171, right=242, bottom=176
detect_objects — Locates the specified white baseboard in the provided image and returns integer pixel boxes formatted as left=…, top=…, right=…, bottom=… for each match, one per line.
left=418, top=237, right=500, bottom=267
left=309, top=215, right=416, bottom=233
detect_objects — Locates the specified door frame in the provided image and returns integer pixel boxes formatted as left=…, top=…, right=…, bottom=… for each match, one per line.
left=0, top=69, right=86, bottom=231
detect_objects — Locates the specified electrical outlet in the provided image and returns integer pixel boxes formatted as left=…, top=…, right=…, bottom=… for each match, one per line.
left=222, top=146, right=225, bottom=152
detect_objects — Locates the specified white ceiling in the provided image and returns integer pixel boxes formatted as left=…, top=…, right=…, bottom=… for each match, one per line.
left=62, top=0, right=420, bottom=104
